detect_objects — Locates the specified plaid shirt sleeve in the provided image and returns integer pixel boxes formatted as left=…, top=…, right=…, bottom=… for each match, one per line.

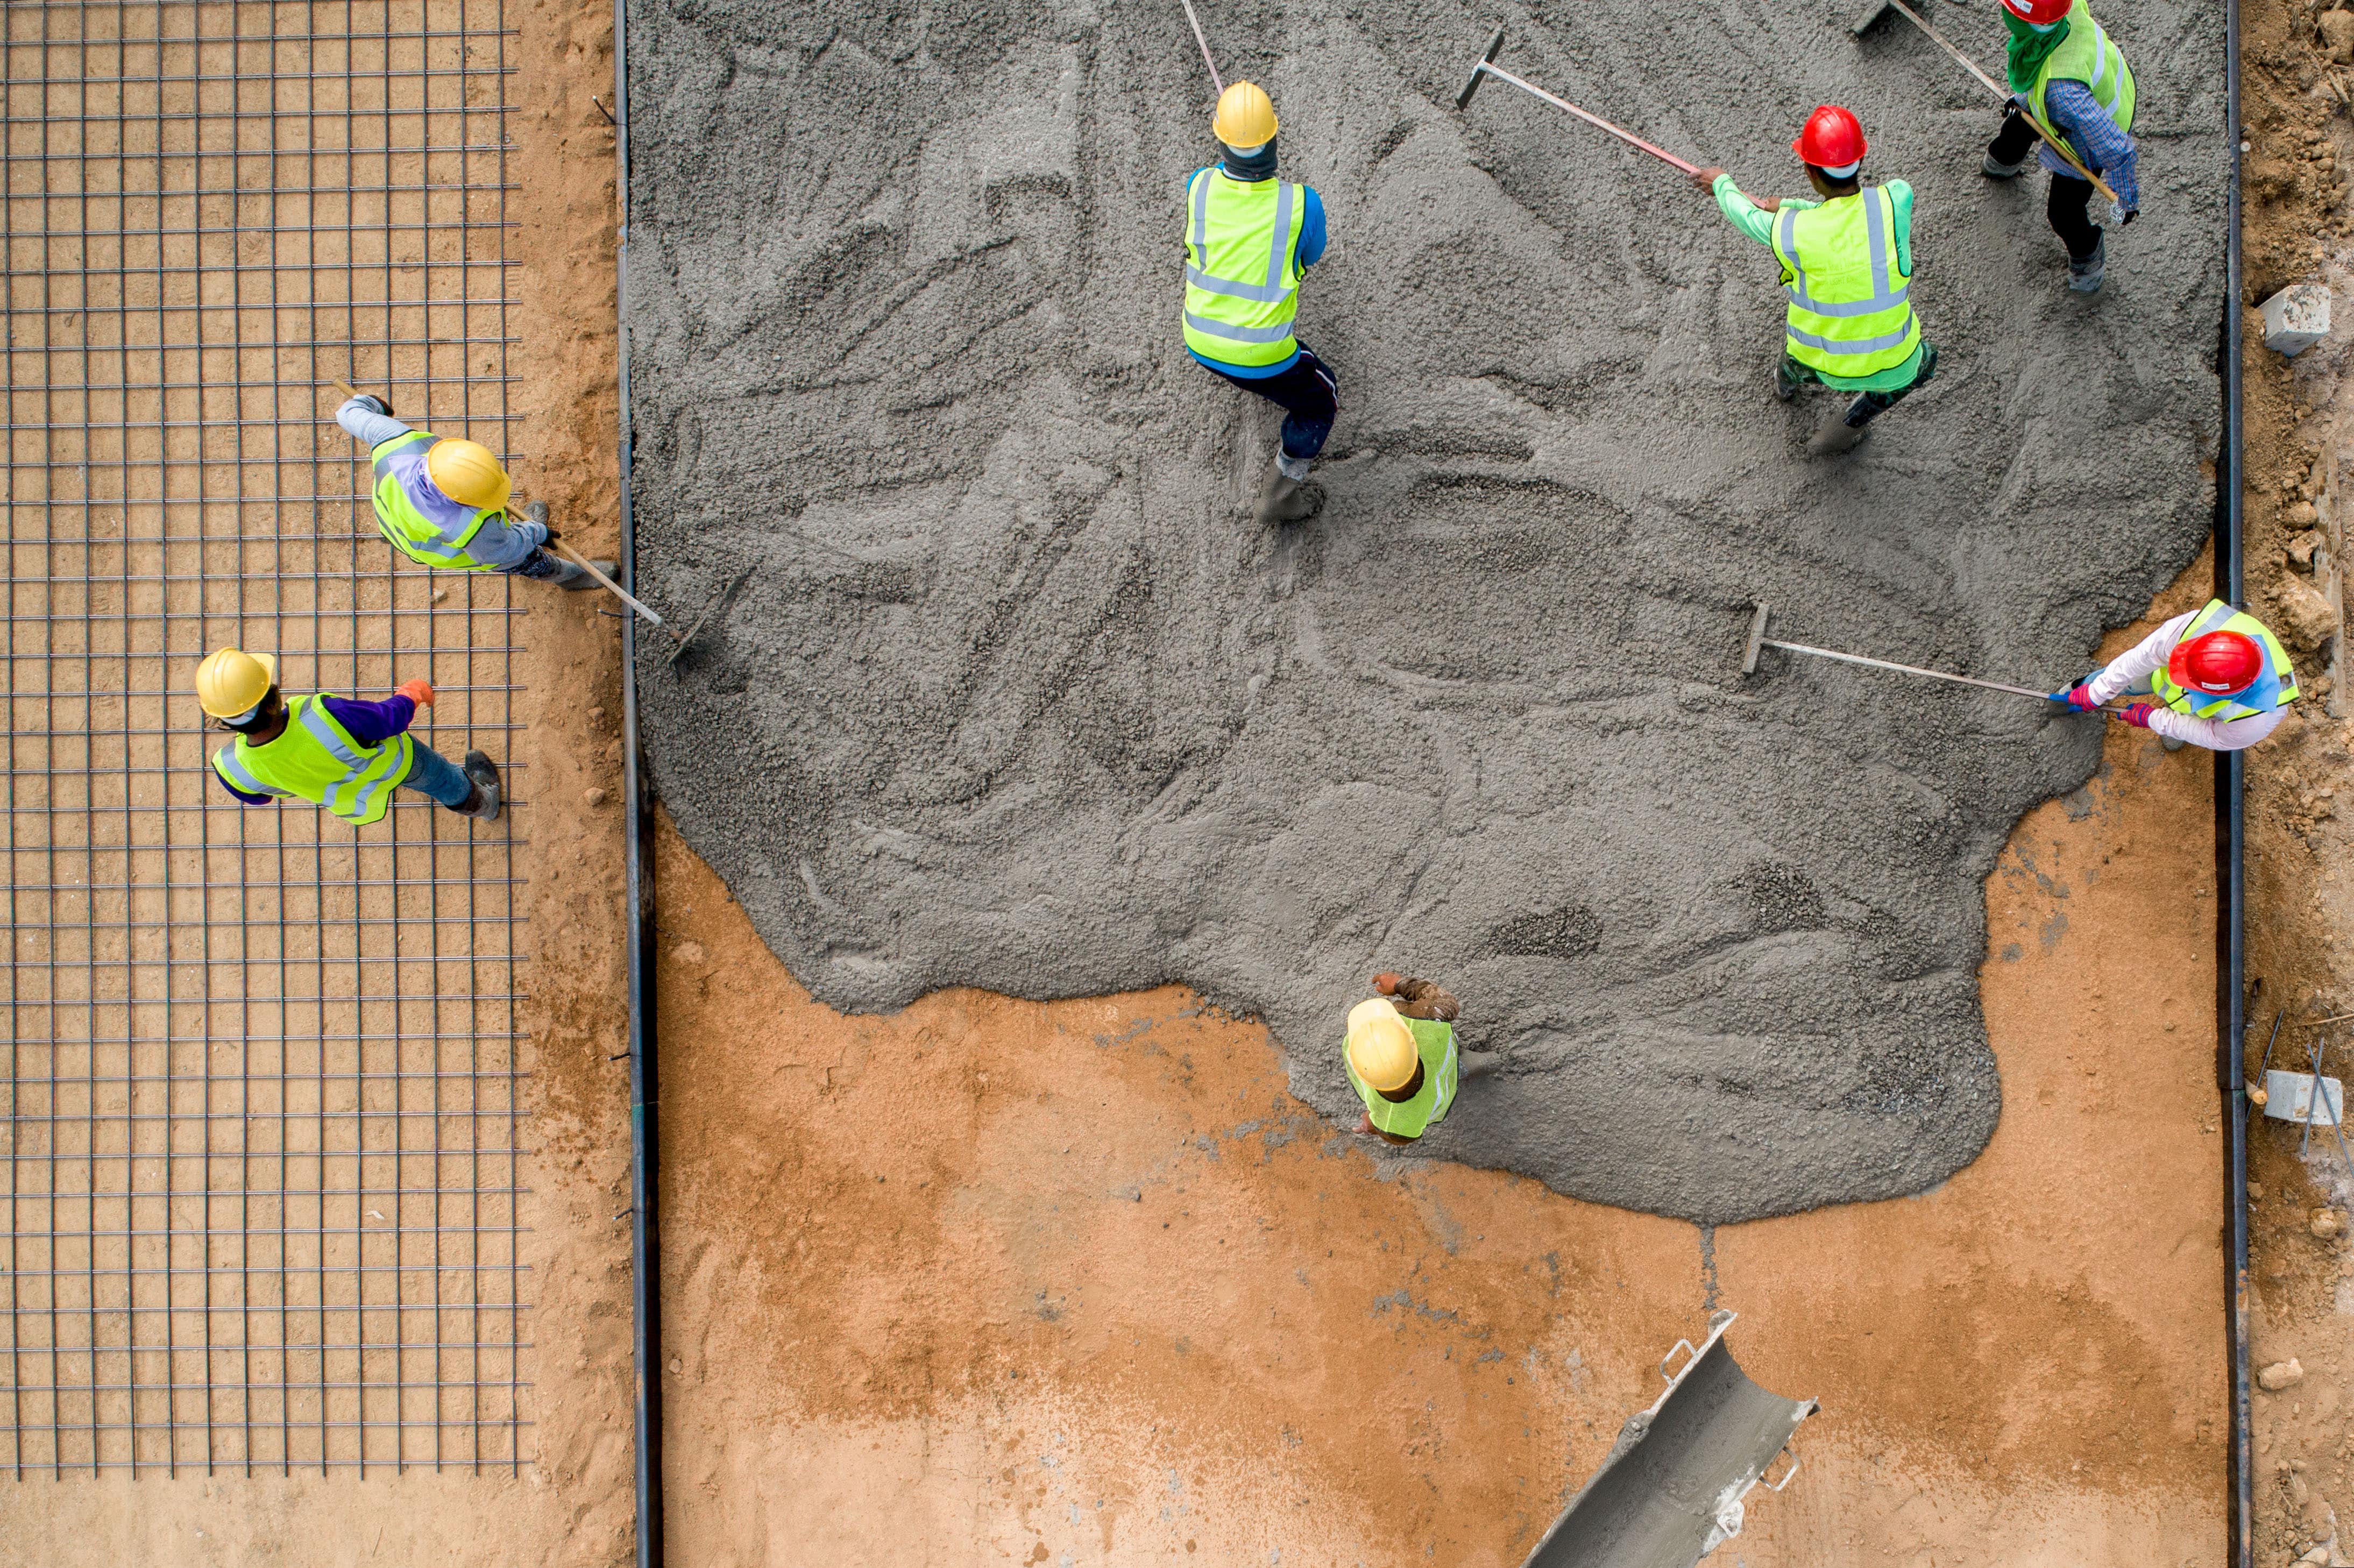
left=2039, top=79, right=2140, bottom=211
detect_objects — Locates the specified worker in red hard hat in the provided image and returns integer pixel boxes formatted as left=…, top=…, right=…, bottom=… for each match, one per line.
left=1688, top=107, right=1938, bottom=456
left=1982, top=0, right=2139, bottom=293
left=2050, top=599, right=2299, bottom=751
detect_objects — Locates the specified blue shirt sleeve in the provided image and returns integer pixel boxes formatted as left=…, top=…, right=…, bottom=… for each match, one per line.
left=2039, top=80, right=2139, bottom=210
left=460, top=510, right=545, bottom=567
left=318, top=693, right=417, bottom=747
left=213, top=767, right=272, bottom=806
left=336, top=398, right=412, bottom=450
left=1295, top=186, right=1327, bottom=271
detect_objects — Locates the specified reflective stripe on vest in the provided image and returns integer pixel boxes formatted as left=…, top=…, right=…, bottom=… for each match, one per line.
left=2031, top=3, right=2136, bottom=136
left=1345, top=1017, right=1460, bottom=1140
left=2147, top=599, right=2300, bottom=722
left=210, top=693, right=417, bottom=827
left=1770, top=187, right=1922, bottom=377
left=370, top=431, right=500, bottom=571
left=1181, top=169, right=1307, bottom=367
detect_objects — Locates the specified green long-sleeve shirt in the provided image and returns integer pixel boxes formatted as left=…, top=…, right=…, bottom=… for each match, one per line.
left=1711, top=174, right=1924, bottom=392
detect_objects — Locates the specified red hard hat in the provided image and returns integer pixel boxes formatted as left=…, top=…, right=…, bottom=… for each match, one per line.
left=2002, top=0, right=2074, bottom=26
left=1792, top=105, right=1867, bottom=172
left=2168, top=630, right=2265, bottom=696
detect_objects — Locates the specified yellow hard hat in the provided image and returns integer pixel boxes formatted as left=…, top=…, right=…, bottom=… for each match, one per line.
left=195, top=647, right=278, bottom=719
left=1213, top=81, right=1278, bottom=149
left=1346, top=997, right=1420, bottom=1093
left=424, top=438, right=512, bottom=512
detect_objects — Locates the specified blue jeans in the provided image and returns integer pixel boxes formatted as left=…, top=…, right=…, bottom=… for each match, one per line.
left=400, top=744, right=474, bottom=807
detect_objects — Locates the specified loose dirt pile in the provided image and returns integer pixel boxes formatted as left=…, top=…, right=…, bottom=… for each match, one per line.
left=622, top=1, right=2225, bottom=1221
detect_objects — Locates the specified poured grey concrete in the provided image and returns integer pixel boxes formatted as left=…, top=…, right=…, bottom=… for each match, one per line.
left=622, top=0, right=2223, bottom=1221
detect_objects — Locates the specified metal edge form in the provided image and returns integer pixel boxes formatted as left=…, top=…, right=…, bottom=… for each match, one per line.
left=2220, top=0, right=2252, bottom=1557
left=612, top=0, right=664, bottom=1558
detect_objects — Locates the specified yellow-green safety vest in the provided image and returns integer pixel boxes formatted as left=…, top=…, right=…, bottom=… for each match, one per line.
left=1344, top=1017, right=1459, bottom=1141
left=2149, top=599, right=2298, bottom=721
left=2029, top=1, right=2135, bottom=137
left=1181, top=168, right=1307, bottom=368
left=1770, top=186, right=1923, bottom=379
left=371, top=430, right=502, bottom=571
left=210, top=693, right=417, bottom=827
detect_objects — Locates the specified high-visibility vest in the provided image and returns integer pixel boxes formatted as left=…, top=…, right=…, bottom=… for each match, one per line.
left=1770, top=187, right=1923, bottom=380
left=2148, top=599, right=2299, bottom=721
left=211, top=694, right=417, bottom=827
left=370, top=431, right=501, bottom=571
left=1181, top=168, right=1307, bottom=369
left=2030, top=1, right=2135, bottom=137
left=1344, top=1017, right=1459, bottom=1140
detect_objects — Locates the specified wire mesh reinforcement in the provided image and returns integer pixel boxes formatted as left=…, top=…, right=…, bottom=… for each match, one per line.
left=4, top=0, right=533, bottom=1475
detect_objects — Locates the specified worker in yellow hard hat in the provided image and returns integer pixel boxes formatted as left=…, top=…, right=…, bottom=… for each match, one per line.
left=334, top=391, right=613, bottom=586
left=1184, top=81, right=1336, bottom=525
left=197, top=647, right=503, bottom=826
left=1345, top=974, right=1502, bottom=1145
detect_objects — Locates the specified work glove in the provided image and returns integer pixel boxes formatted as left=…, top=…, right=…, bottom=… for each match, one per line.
left=2047, top=683, right=2102, bottom=714
left=395, top=677, right=435, bottom=708
left=350, top=393, right=392, bottom=417
left=2109, top=702, right=2155, bottom=729
left=2120, top=207, right=2137, bottom=226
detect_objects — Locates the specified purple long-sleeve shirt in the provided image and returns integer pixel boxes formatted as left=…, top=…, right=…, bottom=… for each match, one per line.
left=213, top=693, right=416, bottom=804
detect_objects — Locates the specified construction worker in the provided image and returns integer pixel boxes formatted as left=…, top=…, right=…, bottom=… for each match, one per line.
left=1183, top=81, right=1335, bottom=525
left=1688, top=106, right=1939, bottom=457
left=198, top=647, right=503, bottom=824
left=334, top=392, right=612, bottom=585
left=1981, top=0, right=2138, bottom=293
left=1346, top=973, right=1504, bottom=1145
left=2050, top=600, right=2298, bottom=751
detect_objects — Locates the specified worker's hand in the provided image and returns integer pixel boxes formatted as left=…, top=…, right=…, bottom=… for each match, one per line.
left=350, top=393, right=393, bottom=418
left=395, top=677, right=435, bottom=708
left=1754, top=195, right=1782, bottom=214
left=2120, top=207, right=2138, bottom=226
left=2110, top=702, right=2155, bottom=729
left=2046, top=683, right=2102, bottom=714
left=1686, top=165, right=1726, bottom=193
left=1372, top=972, right=1402, bottom=995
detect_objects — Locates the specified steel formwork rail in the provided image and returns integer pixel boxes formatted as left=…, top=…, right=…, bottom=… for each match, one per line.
left=3, top=0, right=531, bottom=1478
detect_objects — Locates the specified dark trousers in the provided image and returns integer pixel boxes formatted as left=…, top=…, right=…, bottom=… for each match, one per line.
left=1989, top=109, right=2101, bottom=261
left=1197, top=345, right=1339, bottom=462
left=1779, top=340, right=1940, bottom=429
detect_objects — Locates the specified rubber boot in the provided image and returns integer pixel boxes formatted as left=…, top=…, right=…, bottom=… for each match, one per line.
left=1982, top=151, right=2028, bottom=180
left=1252, top=461, right=1317, bottom=525
left=1772, top=360, right=1802, bottom=404
left=2068, top=233, right=2106, bottom=294
left=1806, top=399, right=1873, bottom=457
left=456, top=750, right=502, bottom=822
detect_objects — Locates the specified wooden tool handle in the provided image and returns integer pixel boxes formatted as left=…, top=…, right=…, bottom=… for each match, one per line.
left=552, top=537, right=668, bottom=627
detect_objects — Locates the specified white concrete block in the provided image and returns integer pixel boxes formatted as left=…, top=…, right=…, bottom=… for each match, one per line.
left=2262, top=282, right=2333, bottom=357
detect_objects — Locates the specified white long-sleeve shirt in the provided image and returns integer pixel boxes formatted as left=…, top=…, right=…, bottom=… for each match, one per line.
left=2083, top=610, right=2287, bottom=751
left=334, top=399, right=545, bottom=568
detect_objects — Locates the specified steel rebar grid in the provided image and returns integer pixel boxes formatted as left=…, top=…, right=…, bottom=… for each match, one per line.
left=4, top=0, right=533, bottom=1477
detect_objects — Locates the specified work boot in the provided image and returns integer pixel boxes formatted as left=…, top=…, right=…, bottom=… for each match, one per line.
left=2068, top=234, right=2106, bottom=294
left=1806, top=400, right=1872, bottom=457
left=1252, top=460, right=1318, bottom=525
left=1772, top=360, right=1802, bottom=403
left=456, top=750, right=502, bottom=823
left=1981, top=151, right=2028, bottom=180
